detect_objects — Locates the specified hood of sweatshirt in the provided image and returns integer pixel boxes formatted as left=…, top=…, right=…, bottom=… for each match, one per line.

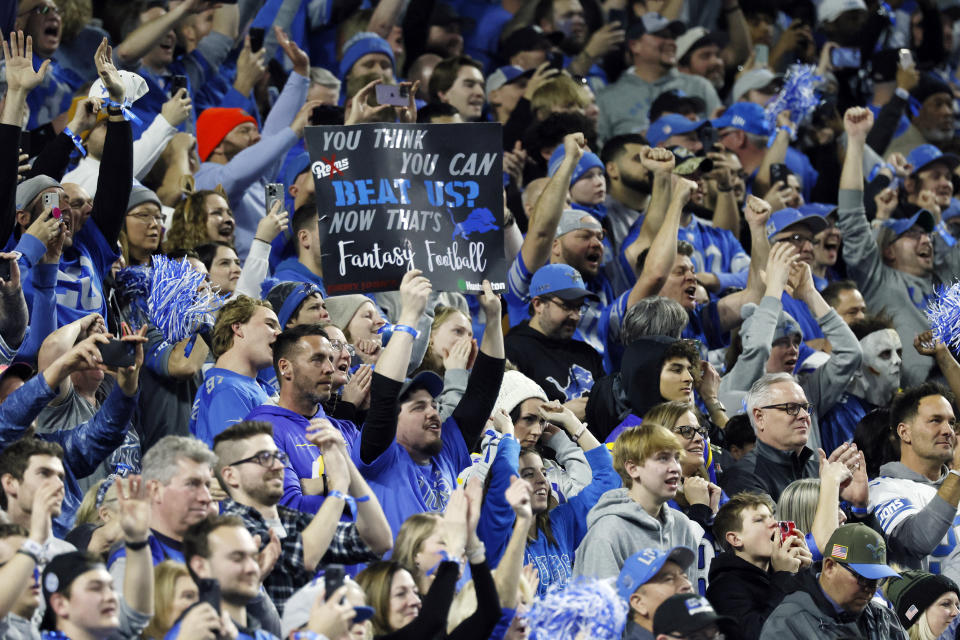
left=877, top=460, right=946, bottom=486
left=586, top=488, right=668, bottom=531
left=620, top=336, right=676, bottom=417
left=707, top=550, right=769, bottom=583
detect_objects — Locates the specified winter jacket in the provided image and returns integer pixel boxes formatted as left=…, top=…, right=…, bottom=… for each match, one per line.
left=759, top=569, right=907, bottom=640
left=476, top=434, right=619, bottom=596
left=571, top=488, right=704, bottom=586
left=720, top=440, right=818, bottom=503
left=706, top=551, right=802, bottom=640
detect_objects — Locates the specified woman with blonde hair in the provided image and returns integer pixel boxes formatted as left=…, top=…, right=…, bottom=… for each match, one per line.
left=141, top=561, right=198, bottom=640
left=887, top=570, right=960, bottom=640
left=65, top=476, right=121, bottom=555
left=413, top=305, right=476, bottom=421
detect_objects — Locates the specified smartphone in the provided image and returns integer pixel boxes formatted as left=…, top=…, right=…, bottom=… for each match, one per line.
left=324, top=565, right=345, bottom=602
left=170, top=74, right=188, bottom=97
left=770, top=163, right=791, bottom=186
left=248, top=27, right=265, bottom=52
left=778, top=521, right=799, bottom=538
left=0, top=257, right=12, bottom=281
left=754, top=44, right=769, bottom=68
left=265, top=183, right=284, bottom=215
left=97, top=338, right=136, bottom=368
left=899, top=48, right=915, bottom=70
left=698, top=124, right=717, bottom=151
left=42, top=192, right=60, bottom=219
left=196, top=578, right=221, bottom=614
left=375, top=84, right=409, bottom=107
left=831, top=46, right=861, bottom=69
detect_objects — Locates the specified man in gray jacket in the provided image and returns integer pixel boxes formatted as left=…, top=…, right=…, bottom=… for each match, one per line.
left=760, top=523, right=905, bottom=640
left=836, top=106, right=960, bottom=387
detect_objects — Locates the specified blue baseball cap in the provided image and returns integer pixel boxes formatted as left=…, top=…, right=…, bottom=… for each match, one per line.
left=486, top=65, right=534, bottom=94
left=283, top=152, right=312, bottom=188
left=616, top=547, right=696, bottom=600
left=530, top=263, right=599, bottom=302
left=765, top=208, right=829, bottom=241
left=881, top=208, right=936, bottom=236
left=647, top=114, right=705, bottom=147
left=798, top=202, right=838, bottom=220
left=906, top=143, right=960, bottom=176
left=710, top=102, right=772, bottom=137
left=547, top=146, right=604, bottom=185
left=398, top=370, right=444, bottom=403
left=339, top=32, right=396, bottom=80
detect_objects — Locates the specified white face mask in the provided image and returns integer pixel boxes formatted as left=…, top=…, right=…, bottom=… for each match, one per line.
left=851, top=329, right=902, bottom=406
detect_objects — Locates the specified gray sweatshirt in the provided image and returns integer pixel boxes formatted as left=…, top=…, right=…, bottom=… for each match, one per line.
left=718, top=296, right=862, bottom=452
left=595, top=68, right=720, bottom=143
left=571, top=488, right=704, bottom=585
left=837, top=189, right=960, bottom=386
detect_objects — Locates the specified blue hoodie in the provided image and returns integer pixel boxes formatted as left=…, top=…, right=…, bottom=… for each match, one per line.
left=273, top=257, right=327, bottom=294
left=245, top=403, right=359, bottom=514
left=477, top=435, right=619, bottom=596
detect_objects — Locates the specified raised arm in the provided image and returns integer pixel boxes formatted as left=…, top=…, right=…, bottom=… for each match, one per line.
left=623, top=147, right=672, bottom=272
left=0, top=479, right=57, bottom=618
left=114, top=0, right=213, bottom=67
left=116, top=475, right=154, bottom=618
left=519, top=133, right=585, bottom=271
left=628, top=173, right=694, bottom=307
left=360, top=270, right=432, bottom=463
left=494, top=475, right=535, bottom=608
left=755, top=111, right=793, bottom=196
left=716, top=196, right=773, bottom=331
left=0, top=32, right=49, bottom=126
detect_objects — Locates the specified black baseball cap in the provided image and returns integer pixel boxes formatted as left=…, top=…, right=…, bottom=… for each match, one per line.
left=626, top=12, right=685, bottom=40
left=500, top=26, right=563, bottom=61
left=653, top=594, right=734, bottom=636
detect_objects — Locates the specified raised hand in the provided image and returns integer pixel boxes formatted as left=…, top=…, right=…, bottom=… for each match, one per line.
left=398, top=269, right=432, bottom=325
left=233, top=34, right=267, bottom=96
left=341, top=364, right=372, bottom=407
left=764, top=242, right=800, bottom=296
left=94, top=38, right=125, bottom=103
left=395, top=81, right=419, bottom=124
left=307, top=585, right=356, bottom=638
left=505, top=475, right=533, bottom=520
left=274, top=26, right=309, bottom=76
left=254, top=199, right=289, bottom=244
left=114, top=325, right=149, bottom=397
left=354, top=338, right=382, bottom=365
left=477, top=279, right=501, bottom=322
left=562, top=132, right=586, bottom=163
left=672, top=177, right=698, bottom=205
left=0, top=251, right=21, bottom=293
left=344, top=80, right=390, bottom=126
left=583, top=21, right=625, bottom=59
left=254, top=529, right=282, bottom=580
left=176, top=602, right=223, bottom=640
left=68, top=97, right=103, bottom=134
left=874, top=187, right=898, bottom=221
left=537, top=400, right=582, bottom=435
left=1, top=31, right=50, bottom=94
left=488, top=408, right=513, bottom=437
left=744, top=194, right=773, bottom=228
left=115, top=475, right=150, bottom=543
left=843, top=107, right=874, bottom=143
left=640, top=145, right=675, bottom=175
left=441, top=488, right=469, bottom=558
left=29, top=477, right=62, bottom=544
left=161, top=89, right=192, bottom=127
left=523, top=62, right=560, bottom=101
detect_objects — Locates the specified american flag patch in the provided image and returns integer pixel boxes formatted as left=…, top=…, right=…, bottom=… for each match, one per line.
left=831, top=544, right=849, bottom=560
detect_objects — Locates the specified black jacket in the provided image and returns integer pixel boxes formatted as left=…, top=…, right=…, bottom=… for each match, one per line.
left=504, top=320, right=605, bottom=404
left=719, top=440, right=818, bottom=503
left=706, top=551, right=802, bottom=640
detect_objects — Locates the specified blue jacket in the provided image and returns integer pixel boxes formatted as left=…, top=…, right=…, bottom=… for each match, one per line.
left=189, top=368, right=273, bottom=446
left=477, top=435, right=619, bottom=596
left=272, top=257, right=327, bottom=294
left=0, top=374, right=137, bottom=535
left=245, top=403, right=359, bottom=514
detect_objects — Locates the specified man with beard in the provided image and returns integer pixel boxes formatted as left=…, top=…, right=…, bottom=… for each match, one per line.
left=676, top=27, right=726, bottom=93
left=596, top=13, right=719, bottom=143
left=246, top=324, right=362, bottom=514
left=506, top=134, right=697, bottom=368
left=885, top=74, right=957, bottom=157
left=602, top=134, right=653, bottom=260
left=533, top=0, right=625, bottom=82
left=903, top=145, right=959, bottom=241
left=354, top=270, right=504, bottom=535
left=837, top=107, right=960, bottom=386
left=193, top=30, right=317, bottom=259
left=868, top=382, right=960, bottom=583
left=7, top=38, right=131, bottom=327
left=820, top=316, right=902, bottom=453
left=214, top=421, right=390, bottom=614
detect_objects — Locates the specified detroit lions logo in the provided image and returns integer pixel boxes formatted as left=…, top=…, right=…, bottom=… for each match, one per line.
left=448, top=207, right=499, bottom=242
left=546, top=364, right=595, bottom=401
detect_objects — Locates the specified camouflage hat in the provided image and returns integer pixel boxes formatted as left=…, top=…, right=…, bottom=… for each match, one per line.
left=825, top=523, right=901, bottom=580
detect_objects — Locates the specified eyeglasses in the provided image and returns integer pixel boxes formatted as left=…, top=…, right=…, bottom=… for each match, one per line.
left=20, top=4, right=60, bottom=16
left=901, top=229, right=932, bottom=241
left=837, top=561, right=887, bottom=590
left=773, top=233, right=814, bottom=247
left=672, top=424, right=708, bottom=441
left=547, top=297, right=588, bottom=315
left=329, top=340, right=356, bottom=357
left=127, top=212, right=165, bottom=226
left=760, top=402, right=814, bottom=417
left=229, top=450, right=288, bottom=468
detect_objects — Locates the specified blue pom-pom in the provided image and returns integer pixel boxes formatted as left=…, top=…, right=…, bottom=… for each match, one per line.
left=115, top=265, right=153, bottom=329
left=260, top=276, right=281, bottom=300
left=927, top=281, right=960, bottom=351
left=148, top=255, right=225, bottom=353
left=764, top=64, right=823, bottom=136
left=526, top=578, right=627, bottom=640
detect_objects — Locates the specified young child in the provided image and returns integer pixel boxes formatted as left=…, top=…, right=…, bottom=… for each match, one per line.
left=706, top=492, right=812, bottom=638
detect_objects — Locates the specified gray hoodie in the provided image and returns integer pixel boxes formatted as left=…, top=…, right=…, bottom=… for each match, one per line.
left=571, top=488, right=704, bottom=585
left=837, top=189, right=960, bottom=386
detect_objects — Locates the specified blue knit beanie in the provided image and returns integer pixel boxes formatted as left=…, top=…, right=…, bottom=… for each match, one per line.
left=339, top=32, right=396, bottom=80
left=547, top=145, right=604, bottom=185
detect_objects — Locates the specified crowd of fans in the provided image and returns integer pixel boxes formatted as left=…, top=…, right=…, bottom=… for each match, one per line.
left=7, top=0, right=960, bottom=638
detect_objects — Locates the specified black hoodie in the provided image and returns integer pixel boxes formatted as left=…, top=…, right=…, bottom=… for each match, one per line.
left=705, top=551, right=803, bottom=640
left=585, top=336, right=676, bottom=440
left=504, top=320, right=605, bottom=403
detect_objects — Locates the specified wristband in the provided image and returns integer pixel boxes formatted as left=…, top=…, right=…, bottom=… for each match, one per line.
left=125, top=539, right=149, bottom=550
left=766, top=126, right=794, bottom=148
left=382, top=323, right=420, bottom=339
left=849, top=505, right=868, bottom=515
left=326, top=489, right=371, bottom=519
left=62, top=126, right=87, bottom=157
left=571, top=424, right=587, bottom=443
left=102, top=98, right=142, bottom=125
left=425, top=550, right=462, bottom=576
